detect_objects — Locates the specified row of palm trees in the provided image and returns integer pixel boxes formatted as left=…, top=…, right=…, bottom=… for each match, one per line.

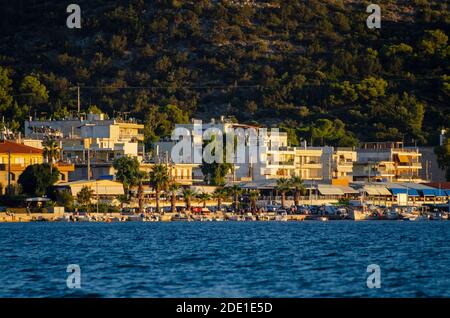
left=147, top=181, right=245, bottom=213
left=40, top=142, right=306, bottom=211
left=144, top=164, right=306, bottom=212
left=275, top=176, right=307, bottom=208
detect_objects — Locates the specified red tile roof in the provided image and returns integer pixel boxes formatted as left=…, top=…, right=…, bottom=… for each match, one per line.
left=0, top=140, right=43, bottom=154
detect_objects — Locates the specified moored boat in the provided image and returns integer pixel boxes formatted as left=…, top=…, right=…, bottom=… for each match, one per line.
left=383, top=207, right=399, bottom=220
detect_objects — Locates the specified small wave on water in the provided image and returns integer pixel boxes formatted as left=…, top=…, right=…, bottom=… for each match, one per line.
left=0, top=222, right=450, bottom=298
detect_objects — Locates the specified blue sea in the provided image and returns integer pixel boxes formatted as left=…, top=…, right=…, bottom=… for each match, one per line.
left=0, top=221, right=449, bottom=298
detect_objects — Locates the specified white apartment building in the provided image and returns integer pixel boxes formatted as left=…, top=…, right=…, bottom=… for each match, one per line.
left=252, top=144, right=324, bottom=181
left=158, top=117, right=334, bottom=182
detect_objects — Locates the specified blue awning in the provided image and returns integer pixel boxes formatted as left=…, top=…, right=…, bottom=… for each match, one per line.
left=421, top=189, right=436, bottom=196
left=390, top=188, right=419, bottom=196
left=434, top=189, right=448, bottom=196
left=390, top=188, right=406, bottom=195
left=407, top=189, right=419, bottom=197
left=390, top=189, right=406, bottom=195
left=446, top=190, right=450, bottom=196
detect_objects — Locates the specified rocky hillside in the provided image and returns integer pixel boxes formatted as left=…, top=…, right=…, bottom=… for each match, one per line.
left=0, top=0, right=449, bottom=147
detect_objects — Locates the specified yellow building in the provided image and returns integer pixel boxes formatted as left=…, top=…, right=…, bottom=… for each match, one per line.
left=0, top=140, right=74, bottom=194
left=0, top=140, right=43, bottom=193
left=140, top=163, right=195, bottom=186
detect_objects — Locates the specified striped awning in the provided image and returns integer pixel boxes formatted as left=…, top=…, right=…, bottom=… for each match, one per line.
left=376, top=187, right=392, bottom=196
left=364, top=187, right=379, bottom=196
left=363, top=186, right=390, bottom=196
left=317, top=186, right=344, bottom=196
left=336, top=186, right=359, bottom=194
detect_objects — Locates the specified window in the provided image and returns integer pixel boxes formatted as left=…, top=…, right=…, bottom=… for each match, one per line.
left=15, top=158, right=25, bottom=164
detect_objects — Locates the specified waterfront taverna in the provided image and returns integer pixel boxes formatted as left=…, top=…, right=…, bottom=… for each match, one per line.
left=54, top=179, right=124, bottom=205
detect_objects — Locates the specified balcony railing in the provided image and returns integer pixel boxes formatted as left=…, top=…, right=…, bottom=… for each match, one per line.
left=397, top=163, right=422, bottom=168
left=336, top=160, right=353, bottom=166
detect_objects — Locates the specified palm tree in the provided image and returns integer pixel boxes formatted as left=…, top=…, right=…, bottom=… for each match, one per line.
left=197, top=192, right=211, bottom=208
left=290, top=176, right=305, bottom=206
left=182, top=188, right=197, bottom=211
left=113, top=157, right=141, bottom=198
left=212, top=186, right=228, bottom=210
left=148, top=164, right=169, bottom=213
left=76, top=186, right=94, bottom=213
left=227, top=185, right=243, bottom=210
left=43, top=139, right=59, bottom=174
left=168, top=182, right=180, bottom=213
left=117, top=194, right=129, bottom=210
left=137, top=171, right=146, bottom=214
left=276, top=178, right=290, bottom=208
left=248, top=190, right=260, bottom=211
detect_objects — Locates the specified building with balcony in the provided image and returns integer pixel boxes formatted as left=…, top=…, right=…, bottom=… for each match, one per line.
left=23, top=113, right=145, bottom=181
left=353, top=142, right=424, bottom=183
left=322, top=147, right=357, bottom=182
left=156, top=117, right=330, bottom=182
left=254, top=145, right=324, bottom=181
left=24, top=113, right=144, bottom=141
left=25, top=112, right=144, bottom=163
left=139, top=163, right=196, bottom=186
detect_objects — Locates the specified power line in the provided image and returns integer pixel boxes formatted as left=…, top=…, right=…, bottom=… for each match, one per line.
left=74, top=76, right=446, bottom=91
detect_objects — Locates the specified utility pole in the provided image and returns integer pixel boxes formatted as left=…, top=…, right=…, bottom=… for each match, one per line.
left=87, top=146, right=91, bottom=181
left=7, top=150, right=11, bottom=195
left=77, top=84, right=81, bottom=116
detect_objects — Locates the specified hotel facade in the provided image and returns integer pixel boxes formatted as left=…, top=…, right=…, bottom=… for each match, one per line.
left=353, top=142, right=424, bottom=183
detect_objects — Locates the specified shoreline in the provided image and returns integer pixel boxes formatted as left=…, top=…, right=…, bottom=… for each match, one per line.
left=1, top=212, right=448, bottom=223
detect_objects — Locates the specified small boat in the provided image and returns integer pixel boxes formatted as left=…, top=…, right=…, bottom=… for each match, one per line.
left=105, top=217, right=121, bottom=222
left=402, top=213, right=427, bottom=221
left=76, top=215, right=91, bottom=222
left=275, top=215, right=288, bottom=222
left=349, top=208, right=369, bottom=221
left=172, top=213, right=190, bottom=221
left=348, top=202, right=371, bottom=221
left=319, top=216, right=328, bottom=222
left=429, top=212, right=444, bottom=221
left=127, top=215, right=145, bottom=222
left=384, top=207, right=399, bottom=220
left=367, top=211, right=383, bottom=220
left=227, top=214, right=240, bottom=221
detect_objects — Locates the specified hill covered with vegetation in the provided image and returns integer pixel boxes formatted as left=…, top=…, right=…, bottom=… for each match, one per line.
left=0, top=0, right=449, bottom=148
